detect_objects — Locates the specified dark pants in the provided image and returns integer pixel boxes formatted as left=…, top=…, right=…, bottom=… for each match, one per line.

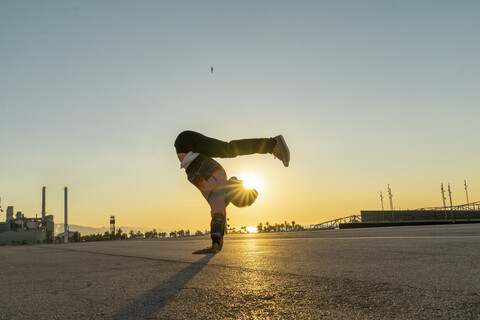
left=174, top=130, right=275, bottom=157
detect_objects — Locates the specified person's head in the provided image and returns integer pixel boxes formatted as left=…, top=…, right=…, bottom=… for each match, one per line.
left=224, top=176, right=258, bottom=207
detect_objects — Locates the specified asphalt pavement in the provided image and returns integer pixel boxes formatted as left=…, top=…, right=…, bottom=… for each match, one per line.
left=1, top=224, right=479, bottom=319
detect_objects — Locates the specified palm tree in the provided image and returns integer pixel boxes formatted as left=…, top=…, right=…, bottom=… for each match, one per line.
left=115, top=228, right=123, bottom=240
left=265, top=222, right=270, bottom=232
left=291, top=221, right=296, bottom=231
left=72, top=231, right=81, bottom=242
left=257, top=222, right=263, bottom=233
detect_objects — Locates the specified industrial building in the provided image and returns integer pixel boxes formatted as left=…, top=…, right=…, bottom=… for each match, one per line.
left=356, top=202, right=480, bottom=227
left=312, top=183, right=480, bottom=230
left=0, top=187, right=55, bottom=245
left=339, top=202, right=480, bottom=229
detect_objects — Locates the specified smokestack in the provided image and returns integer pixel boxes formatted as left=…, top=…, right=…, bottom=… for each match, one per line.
left=42, top=186, right=46, bottom=219
left=64, top=187, right=68, bottom=244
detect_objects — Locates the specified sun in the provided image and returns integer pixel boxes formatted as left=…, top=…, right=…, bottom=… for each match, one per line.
left=246, top=226, right=258, bottom=233
left=237, top=172, right=263, bottom=191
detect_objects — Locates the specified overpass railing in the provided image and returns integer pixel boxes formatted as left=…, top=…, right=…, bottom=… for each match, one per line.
left=310, top=215, right=361, bottom=230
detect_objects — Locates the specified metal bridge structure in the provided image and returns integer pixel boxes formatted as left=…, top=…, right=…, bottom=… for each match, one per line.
left=310, top=215, right=361, bottom=230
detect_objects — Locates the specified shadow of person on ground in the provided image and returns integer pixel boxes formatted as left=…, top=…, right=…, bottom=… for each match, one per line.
left=109, top=254, right=214, bottom=319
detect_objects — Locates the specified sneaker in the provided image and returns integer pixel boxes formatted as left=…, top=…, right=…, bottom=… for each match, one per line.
left=273, top=135, right=290, bottom=167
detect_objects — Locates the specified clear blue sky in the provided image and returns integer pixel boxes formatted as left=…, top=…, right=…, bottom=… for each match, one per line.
left=1, top=1, right=479, bottom=231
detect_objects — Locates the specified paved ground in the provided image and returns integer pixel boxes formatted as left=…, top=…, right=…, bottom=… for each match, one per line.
left=1, top=224, right=480, bottom=319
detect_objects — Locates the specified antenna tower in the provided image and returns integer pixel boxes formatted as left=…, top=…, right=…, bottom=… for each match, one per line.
left=441, top=183, right=447, bottom=220
left=388, top=184, right=394, bottom=221
left=448, top=183, right=455, bottom=223
left=441, top=183, right=447, bottom=208
left=464, top=180, right=469, bottom=206
left=388, top=184, right=393, bottom=210
left=110, top=215, right=115, bottom=234
left=448, top=183, right=453, bottom=208
left=380, top=191, right=384, bottom=211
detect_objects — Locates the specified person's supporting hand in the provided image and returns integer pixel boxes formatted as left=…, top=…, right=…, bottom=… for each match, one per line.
left=192, top=243, right=219, bottom=254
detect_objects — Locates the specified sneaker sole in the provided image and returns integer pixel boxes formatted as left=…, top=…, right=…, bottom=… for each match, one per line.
left=277, top=135, right=290, bottom=167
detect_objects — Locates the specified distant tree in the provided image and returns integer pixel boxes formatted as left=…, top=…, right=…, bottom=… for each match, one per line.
left=265, top=222, right=270, bottom=232
left=136, top=230, right=144, bottom=238
left=153, top=229, right=158, bottom=238
left=160, top=232, right=167, bottom=238
left=129, top=230, right=135, bottom=238
left=257, top=222, right=263, bottom=233
left=291, top=221, right=296, bottom=231
left=84, top=233, right=104, bottom=241
left=177, top=230, right=185, bottom=237
left=195, top=230, right=203, bottom=236
left=115, top=228, right=123, bottom=240
left=72, top=231, right=81, bottom=242
left=185, top=230, right=190, bottom=237
left=170, top=231, right=177, bottom=237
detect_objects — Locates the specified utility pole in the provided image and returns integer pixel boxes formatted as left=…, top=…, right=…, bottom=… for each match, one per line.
left=441, top=183, right=447, bottom=220
left=448, top=183, right=455, bottom=223
left=380, top=191, right=385, bottom=221
left=388, top=185, right=393, bottom=210
left=380, top=191, right=384, bottom=210
left=464, top=180, right=469, bottom=207
left=388, top=184, right=394, bottom=221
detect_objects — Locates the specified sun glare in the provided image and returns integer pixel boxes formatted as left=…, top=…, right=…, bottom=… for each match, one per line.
left=246, top=226, right=258, bottom=233
left=238, top=172, right=263, bottom=191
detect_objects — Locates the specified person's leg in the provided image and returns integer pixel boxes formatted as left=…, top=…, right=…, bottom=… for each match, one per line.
left=175, top=130, right=276, bottom=158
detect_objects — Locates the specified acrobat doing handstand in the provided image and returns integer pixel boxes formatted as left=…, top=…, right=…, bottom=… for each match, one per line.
left=174, top=130, right=290, bottom=254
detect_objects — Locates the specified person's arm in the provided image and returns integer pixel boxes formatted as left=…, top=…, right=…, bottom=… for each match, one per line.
left=192, top=213, right=225, bottom=254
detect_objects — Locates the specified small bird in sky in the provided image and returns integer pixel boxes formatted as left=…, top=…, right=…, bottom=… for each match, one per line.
left=211, top=67, right=214, bottom=74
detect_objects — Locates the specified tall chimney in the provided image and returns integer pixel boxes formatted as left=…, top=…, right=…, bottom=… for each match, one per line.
left=42, top=186, right=46, bottom=219
left=64, top=187, right=68, bottom=244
